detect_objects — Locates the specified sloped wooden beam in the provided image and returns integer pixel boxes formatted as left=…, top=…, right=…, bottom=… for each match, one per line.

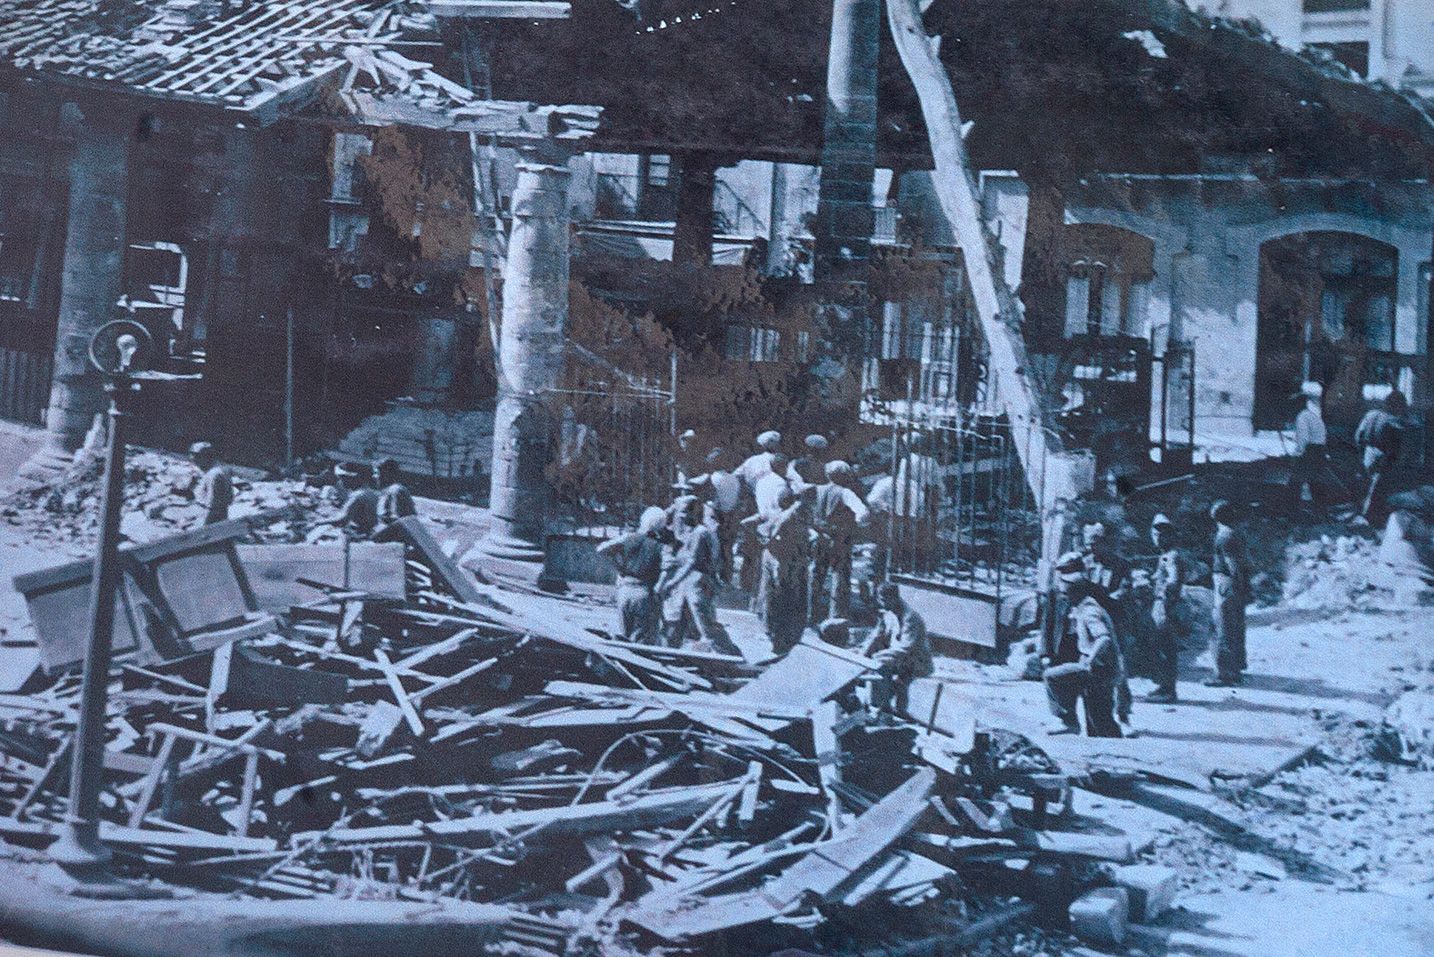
left=886, top=0, right=1094, bottom=575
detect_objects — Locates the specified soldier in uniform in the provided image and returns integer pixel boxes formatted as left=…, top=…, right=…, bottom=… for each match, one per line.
left=597, top=506, right=668, bottom=644
left=1043, top=552, right=1125, bottom=737
left=1207, top=500, right=1251, bottom=687
left=657, top=496, right=742, bottom=657
left=1145, top=513, right=1185, bottom=703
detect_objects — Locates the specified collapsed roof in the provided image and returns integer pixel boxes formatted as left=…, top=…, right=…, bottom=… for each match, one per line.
left=0, top=0, right=600, bottom=138
left=488, top=0, right=1434, bottom=180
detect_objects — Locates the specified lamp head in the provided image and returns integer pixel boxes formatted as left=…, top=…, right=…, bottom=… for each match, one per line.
left=88, top=319, right=154, bottom=377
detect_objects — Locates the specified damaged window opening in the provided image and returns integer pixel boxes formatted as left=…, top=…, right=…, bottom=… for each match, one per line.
left=1302, top=0, right=1371, bottom=12
left=123, top=241, right=193, bottom=356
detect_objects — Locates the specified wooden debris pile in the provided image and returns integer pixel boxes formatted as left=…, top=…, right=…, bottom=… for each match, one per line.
left=0, top=517, right=1143, bottom=954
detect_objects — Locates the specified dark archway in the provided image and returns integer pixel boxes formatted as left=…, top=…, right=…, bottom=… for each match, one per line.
left=1255, top=231, right=1397, bottom=432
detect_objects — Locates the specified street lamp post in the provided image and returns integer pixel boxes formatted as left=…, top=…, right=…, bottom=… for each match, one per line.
left=47, top=321, right=152, bottom=880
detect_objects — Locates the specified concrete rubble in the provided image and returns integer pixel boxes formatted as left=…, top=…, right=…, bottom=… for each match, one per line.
left=0, top=508, right=1185, bottom=955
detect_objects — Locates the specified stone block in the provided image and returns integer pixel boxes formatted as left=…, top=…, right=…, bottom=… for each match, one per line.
left=1069, top=886, right=1129, bottom=947
left=1113, top=864, right=1179, bottom=922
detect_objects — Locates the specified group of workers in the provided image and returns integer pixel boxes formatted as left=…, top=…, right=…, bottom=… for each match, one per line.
left=598, top=429, right=935, bottom=709
left=1041, top=499, right=1252, bottom=737
left=183, top=442, right=416, bottom=540
left=1288, top=382, right=1409, bottom=526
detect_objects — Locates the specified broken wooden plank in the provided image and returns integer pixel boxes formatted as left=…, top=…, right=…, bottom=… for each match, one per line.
left=374, top=649, right=424, bottom=736
left=426, top=0, right=571, bottom=18
left=295, top=778, right=744, bottom=847
left=127, top=734, right=179, bottom=828
left=226, top=646, right=348, bottom=707
left=729, top=639, right=874, bottom=712
left=408, top=657, right=498, bottom=706
left=0, top=816, right=277, bottom=853
left=627, top=768, right=936, bottom=940
left=544, top=681, right=804, bottom=721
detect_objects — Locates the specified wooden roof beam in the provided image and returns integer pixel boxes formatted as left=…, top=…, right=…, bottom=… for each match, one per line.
left=425, top=1, right=571, bottom=19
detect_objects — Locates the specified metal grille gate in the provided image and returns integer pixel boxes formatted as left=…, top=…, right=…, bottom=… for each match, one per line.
left=543, top=378, right=676, bottom=537
left=883, top=401, right=1049, bottom=603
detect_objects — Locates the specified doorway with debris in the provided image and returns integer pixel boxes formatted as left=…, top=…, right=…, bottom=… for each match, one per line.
left=1255, top=231, right=1399, bottom=434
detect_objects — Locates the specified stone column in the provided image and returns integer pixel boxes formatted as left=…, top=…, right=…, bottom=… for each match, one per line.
left=466, top=163, right=570, bottom=574
left=813, top=0, right=879, bottom=279
left=21, top=103, right=133, bottom=481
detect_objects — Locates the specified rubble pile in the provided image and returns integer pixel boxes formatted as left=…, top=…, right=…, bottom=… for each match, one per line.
left=0, top=449, right=338, bottom=548
left=0, top=517, right=1149, bottom=954
left=1280, top=533, right=1390, bottom=611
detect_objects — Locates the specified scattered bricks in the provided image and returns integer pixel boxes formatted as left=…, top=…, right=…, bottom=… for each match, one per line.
left=1068, top=886, right=1129, bottom=948
left=1113, top=864, right=1178, bottom=923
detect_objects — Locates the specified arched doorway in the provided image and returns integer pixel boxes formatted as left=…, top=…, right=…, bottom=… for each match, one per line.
left=1255, top=232, right=1397, bottom=432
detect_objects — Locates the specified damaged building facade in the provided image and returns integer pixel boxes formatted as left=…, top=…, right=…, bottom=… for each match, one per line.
left=0, top=0, right=1430, bottom=491
left=0, top=0, right=598, bottom=483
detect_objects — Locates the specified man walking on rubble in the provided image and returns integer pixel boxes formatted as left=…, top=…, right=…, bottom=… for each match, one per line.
left=810, top=460, right=869, bottom=623
left=187, top=441, right=233, bottom=527
left=1207, top=499, right=1252, bottom=687
left=1144, top=513, right=1185, bottom=703
left=1290, top=382, right=1330, bottom=513
left=597, top=506, right=668, bottom=644
left=1355, top=389, right=1406, bottom=527
left=1042, top=552, right=1125, bottom=737
left=314, top=462, right=381, bottom=540
left=374, top=457, right=417, bottom=531
left=860, top=582, right=934, bottom=714
left=750, top=485, right=813, bottom=656
left=657, top=495, right=742, bottom=656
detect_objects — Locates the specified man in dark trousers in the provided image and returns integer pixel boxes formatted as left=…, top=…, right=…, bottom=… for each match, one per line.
left=1145, top=513, right=1185, bottom=703
left=809, top=460, right=869, bottom=624
left=597, top=506, right=668, bottom=644
left=1354, top=389, right=1406, bottom=526
left=751, top=485, right=812, bottom=656
left=1207, top=499, right=1252, bottom=687
left=658, top=495, right=742, bottom=657
left=860, top=582, right=934, bottom=714
left=1043, top=552, right=1124, bottom=737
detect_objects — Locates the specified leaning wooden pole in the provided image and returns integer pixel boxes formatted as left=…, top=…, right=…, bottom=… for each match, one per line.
left=885, top=0, right=1093, bottom=579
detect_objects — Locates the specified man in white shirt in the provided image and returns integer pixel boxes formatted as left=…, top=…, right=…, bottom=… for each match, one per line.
left=1291, top=381, right=1329, bottom=512
left=753, top=453, right=796, bottom=518
left=736, top=430, right=782, bottom=493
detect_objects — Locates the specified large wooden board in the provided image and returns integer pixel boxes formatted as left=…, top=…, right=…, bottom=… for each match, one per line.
left=237, top=542, right=407, bottom=611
